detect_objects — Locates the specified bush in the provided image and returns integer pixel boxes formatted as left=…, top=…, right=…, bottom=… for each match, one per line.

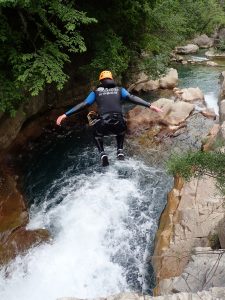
left=167, top=151, right=225, bottom=195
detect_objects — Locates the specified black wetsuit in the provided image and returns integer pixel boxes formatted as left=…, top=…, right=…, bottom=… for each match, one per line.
left=65, top=79, right=151, bottom=153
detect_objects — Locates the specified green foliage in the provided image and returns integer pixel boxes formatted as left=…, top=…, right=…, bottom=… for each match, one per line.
left=167, top=151, right=225, bottom=195
left=0, top=0, right=96, bottom=114
left=1, top=0, right=225, bottom=115
left=179, top=0, right=225, bottom=36
left=81, top=30, right=130, bottom=82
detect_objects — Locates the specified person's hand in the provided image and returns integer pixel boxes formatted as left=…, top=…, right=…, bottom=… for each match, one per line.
left=56, top=114, right=67, bottom=126
left=150, top=105, right=163, bottom=113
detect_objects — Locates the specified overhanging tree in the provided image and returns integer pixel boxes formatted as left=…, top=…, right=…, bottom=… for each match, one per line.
left=0, top=0, right=96, bottom=114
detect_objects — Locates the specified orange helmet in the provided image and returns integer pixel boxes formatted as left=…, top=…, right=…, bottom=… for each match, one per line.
left=99, top=70, right=113, bottom=81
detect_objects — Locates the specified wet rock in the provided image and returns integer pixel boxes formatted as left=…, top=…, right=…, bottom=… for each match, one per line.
left=175, top=44, right=199, bottom=55
left=0, top=166, right=50, bottom=265
left=0, top=227, right=50, bottom=265
left=192, top=34, right=214, bottom=48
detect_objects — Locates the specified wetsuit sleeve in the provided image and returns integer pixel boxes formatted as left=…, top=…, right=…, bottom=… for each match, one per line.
left=121, top=88, right=150, bottom=108
left=65, top=92, right=96, bottom=116
left=84, top=91, right=96, bottom=105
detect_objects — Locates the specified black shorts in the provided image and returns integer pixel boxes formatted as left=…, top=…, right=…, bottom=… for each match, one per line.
left=93, top=113, right=127, bottom=137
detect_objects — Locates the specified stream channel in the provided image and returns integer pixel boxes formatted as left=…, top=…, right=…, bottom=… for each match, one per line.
left=0, top=55, right=223, bottom=300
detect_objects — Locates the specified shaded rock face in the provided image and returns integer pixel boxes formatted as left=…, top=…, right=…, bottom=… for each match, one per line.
left=152, top=175, right=225, bottom=295
left=0, top=80, right=90, bottom=151
left=0, top=92, right=45, bottom=150
left=0, top=166, right=50, bottom=265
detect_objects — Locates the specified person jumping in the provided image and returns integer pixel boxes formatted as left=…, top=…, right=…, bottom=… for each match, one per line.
left=56, top=70, right=163, bottom=166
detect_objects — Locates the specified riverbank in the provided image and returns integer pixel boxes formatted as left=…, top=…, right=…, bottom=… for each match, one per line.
left=151, top=66, right=225, bottom=296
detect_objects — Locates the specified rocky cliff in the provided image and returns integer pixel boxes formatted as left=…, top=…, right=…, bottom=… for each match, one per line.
left=151, top=71, right=225, bottom=296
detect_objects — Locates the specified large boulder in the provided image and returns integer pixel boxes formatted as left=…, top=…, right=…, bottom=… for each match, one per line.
left=128, top=72, right=160, bottom=93
left=174, top=87, right=205, bottom=103
left=192, top=34, right=214, bottom=48
left=175, top=44, right=199, bottom=54
left=126, top=98, right=194, bottom=135
left=128, top=68, right=178, bottom=93
left=159, top=68, right=178, bottom=89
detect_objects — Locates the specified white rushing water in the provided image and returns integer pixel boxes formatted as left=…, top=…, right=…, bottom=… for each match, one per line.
left=205, top=92, right=219, bottom=115
left=0, top=154, right=170, bottom=300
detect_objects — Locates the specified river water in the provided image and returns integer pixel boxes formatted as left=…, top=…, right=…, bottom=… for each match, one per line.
left=0, top=58, right=222, bottom=300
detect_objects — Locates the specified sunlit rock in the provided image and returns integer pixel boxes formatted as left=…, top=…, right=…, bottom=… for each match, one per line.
left=126, top=98, right=194, bottom=136
left=158, top=248, right=225, bottom=294
left=152, top=175, right=225, bottom=295
left=174, top=87, right=204, bottom=103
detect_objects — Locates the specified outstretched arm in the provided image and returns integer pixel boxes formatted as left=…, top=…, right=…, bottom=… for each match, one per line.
left=56, top=91, right=96, bottom=126
left=122, top=88, right=163, bottom=113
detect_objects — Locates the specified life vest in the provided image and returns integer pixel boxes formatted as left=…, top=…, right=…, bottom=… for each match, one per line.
left=95, top=86, right=122, bottom=115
